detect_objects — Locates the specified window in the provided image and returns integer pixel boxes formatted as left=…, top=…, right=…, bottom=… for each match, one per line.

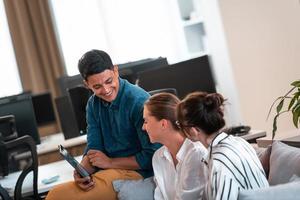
left=50, top=0, right=186, bottom=76
left=0, top=0, right=22, bottom=97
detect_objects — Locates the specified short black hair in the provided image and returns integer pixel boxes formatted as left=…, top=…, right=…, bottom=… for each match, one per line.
left=78, top=50, right=114, bottom=80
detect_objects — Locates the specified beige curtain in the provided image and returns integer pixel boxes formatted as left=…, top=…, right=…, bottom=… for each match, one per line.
left=3, top=0, right=65, bottom=97
left=4, top=0, right=66, bottom=135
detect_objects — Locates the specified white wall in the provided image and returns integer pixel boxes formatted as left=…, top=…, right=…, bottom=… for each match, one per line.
left=202, top=0, right=243, bottom=127
left=218, top=0, right=300, bottom=136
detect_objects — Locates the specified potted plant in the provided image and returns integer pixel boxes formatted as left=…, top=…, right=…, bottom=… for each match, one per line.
left=267, top=80, right=300, bottom=139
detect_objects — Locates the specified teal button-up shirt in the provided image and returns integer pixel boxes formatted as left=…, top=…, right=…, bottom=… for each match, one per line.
left=85, top=78, right=160, bottom=178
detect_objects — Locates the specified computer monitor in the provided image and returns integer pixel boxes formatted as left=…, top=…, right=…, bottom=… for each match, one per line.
left=0, top=93, right=40, bottom=144
left=137, top=55, right=216, bottom=99
left=67, top=86, right=92, bottom=135
left=55, top=95, right=79, bottom=140
left=57, top=57, right=168, bottom=91
left=55, top=86, right=92, bottom=140
left=31, top=92, right=56, bottom=126
left=57, top=74, right=84, bottom=96
left=0, top=115, right=17, bottom=142
left=118, top=57, right=168, bottom=84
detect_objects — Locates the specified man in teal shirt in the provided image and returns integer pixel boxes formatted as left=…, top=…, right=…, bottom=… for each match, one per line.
left=46, top=50, right=160, bottom=200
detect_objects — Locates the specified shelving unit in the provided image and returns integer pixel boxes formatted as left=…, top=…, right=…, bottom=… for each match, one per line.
left=182, top=17, right=203, bottom=27
left=176, top=0, right=207, bottom=58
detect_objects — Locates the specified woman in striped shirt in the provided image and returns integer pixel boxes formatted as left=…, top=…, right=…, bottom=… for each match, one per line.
left=176, top=91, right=269, bottom=200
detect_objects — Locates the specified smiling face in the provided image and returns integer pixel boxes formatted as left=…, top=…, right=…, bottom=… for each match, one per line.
left=142, top=105, right=163, bottom=143
left=85, top=66, right=119, bottom=102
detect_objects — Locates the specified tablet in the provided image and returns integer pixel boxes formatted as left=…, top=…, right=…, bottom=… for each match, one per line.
left=58, top=144, right=90, bottom=177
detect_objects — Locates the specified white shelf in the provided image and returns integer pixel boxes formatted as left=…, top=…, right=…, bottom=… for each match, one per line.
left=189, top=51, right=207, bottom=59
left=174, top=0, right=206, bottom=59
left=182, top=17, right=203, bottom=27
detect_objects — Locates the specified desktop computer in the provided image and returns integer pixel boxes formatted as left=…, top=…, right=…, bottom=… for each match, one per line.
left=55, top=86, right=92, bottom=140
left=138, top=55, right=216, bottom=98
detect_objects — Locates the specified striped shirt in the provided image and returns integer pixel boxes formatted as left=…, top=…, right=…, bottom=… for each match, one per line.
left=204, top=132, right=269, bottom=200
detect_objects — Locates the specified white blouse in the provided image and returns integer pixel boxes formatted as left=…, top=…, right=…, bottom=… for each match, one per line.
left=152, top=138, right=208, bottom=200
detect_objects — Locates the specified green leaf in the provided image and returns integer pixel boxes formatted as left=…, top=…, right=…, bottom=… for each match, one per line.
left=288, top=93, right=300, bottom=110
left=288, top=97, right=296, bottom=111
left=276, top=99, right=284, bottom=113
left=272, top=114, right=279, bottom=140
left=291, top=80, right=300, bottom=87
left=271, top=110, right=289, bottom=139
left=267, top=96, right=284, bottom=120
left=292, top=91, right=300, bottom=96
left=292, top=111, right=299, bottom=128
left=292, top=102, right=300, bottom=113
left=292, top=105, right=300, bottom=128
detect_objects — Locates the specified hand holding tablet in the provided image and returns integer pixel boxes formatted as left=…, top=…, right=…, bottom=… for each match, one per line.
left=58, top=144, right=90, bottom=178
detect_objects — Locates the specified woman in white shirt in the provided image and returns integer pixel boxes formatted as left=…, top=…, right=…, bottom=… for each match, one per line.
left=142, top=93, right=207, bottom=200
left=176, top=91, right=269, bottom=200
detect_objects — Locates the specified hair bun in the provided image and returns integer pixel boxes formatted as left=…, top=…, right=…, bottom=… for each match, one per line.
left=204, top=93, right=224, bottom=111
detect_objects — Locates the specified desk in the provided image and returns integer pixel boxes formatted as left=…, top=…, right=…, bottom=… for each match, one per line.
left=0, top=156, right=81, bottom=197
left=257, top=129, right=300, bottom=148
left=15, top=133, right=86, bottom=165
left=239, top=130, right=266, bottom=142
left=37, top=133, right=87, bottom=165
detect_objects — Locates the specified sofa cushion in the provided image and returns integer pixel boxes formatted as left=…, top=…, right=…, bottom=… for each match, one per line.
left=269, top=141, right=300, bottom=185
left=112, top=177, right=155, bottom=200
left=289, top=174, right=300, bottom=182
left=238, top=181, right=300, bottom=200
left=255, top=144, right=272, bottom=178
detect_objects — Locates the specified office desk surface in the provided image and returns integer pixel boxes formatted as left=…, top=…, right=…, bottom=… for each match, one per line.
left=38, top=133, right=87, bottom=155
left=239, top=130, right=266, bottom=141
left=14, top=133, right=86, bottom=165
left=0, top=156, right=81, bottom=197
left=257, top=129, right=300, bottom=147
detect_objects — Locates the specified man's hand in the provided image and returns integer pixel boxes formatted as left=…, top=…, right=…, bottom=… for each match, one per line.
left=81, top=155, right=97, bottom=174
left=73, top=170, right=95, bottom=191
left=87, top=150, right=112, bottom=169
left=73, top=156, right=96, bottom=191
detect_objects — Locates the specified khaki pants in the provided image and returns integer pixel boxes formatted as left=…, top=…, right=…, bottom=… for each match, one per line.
left=45, top=169, right=142, bottom=200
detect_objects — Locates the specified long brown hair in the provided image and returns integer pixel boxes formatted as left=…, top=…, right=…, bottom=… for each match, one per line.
left=144, top=93, right=180, bottom=131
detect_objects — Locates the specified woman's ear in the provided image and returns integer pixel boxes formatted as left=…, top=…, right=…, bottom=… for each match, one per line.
left=190, top=127, right=199, bottom=136
left=160, top=119, right=169, bottom=129
left=189, top=127, right=209, bottom=147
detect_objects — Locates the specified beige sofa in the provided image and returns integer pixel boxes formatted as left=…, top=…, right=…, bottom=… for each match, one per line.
left=238, top=141, right=300, bottom=200
left=112, top=141, right=300, bottom=200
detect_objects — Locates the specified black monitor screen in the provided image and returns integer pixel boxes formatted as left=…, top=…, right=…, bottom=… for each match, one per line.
left=137, top=55, right=216, bottom=98
left=118, top=57, right=168, bottom=84
left=67, top=86, right=92, bottom=135
left=32, top=92, right=56, bottom=125
left=0, top=115, right=17, bottom=141
left=58, top=74, right=84, bottom=96
left=0, top=93, right=40, bottom=144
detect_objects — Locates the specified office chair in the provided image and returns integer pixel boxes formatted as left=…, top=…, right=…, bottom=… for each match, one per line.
left=0, top=135, right=39, bottom=200
left=148, top=88, right=178, bottom=96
